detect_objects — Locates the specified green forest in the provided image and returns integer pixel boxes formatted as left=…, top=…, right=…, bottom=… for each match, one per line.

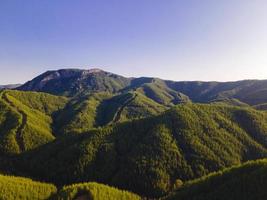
left=1, top=69, right=267, bottom=199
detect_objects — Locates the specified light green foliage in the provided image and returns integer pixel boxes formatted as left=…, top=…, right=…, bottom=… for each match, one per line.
left=0, top=93, right=20, bottom=154
left=116, top=92, right=166, bottom=122
left=0, top=173, right=141, bottom=200
left=136, top=79, right=190, bottom=106
left=0, top=174, right=56, bottom=200
left=166, top=159, right=267, bottom=200
left=4, top=92, right=55, bottom=151
left=55, top=92, right=112, bottom=135
left=97, top=91, right=166, bottom=126
left=0, top=90, right=66, bottom=153
left=55, top=91, right=166, bottom=135
left=6, top=90, right=68, bottom=115
left=56, top=182, right=141, bottom=200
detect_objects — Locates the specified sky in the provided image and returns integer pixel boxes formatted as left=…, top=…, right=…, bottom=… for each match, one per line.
left=0, top=0, right=267, bottom=84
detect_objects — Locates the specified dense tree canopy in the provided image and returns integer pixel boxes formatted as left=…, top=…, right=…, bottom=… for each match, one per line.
left=2, top=69, right=267, bottom=199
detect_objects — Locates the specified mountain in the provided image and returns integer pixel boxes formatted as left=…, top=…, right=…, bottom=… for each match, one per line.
left=17, top=69, right=131, bottom=96
left=166, top=159, right=267, bottom=200
left=17, top=68, right=267, bottom=107
left=0, top=84, right=21, bottom=90
left=2, top=68, right=267, bottom=199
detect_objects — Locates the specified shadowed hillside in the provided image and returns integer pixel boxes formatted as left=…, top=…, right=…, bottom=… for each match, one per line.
left=0, top=173, right=140, bottom=200
left=166, top=159, right=267, bottom=200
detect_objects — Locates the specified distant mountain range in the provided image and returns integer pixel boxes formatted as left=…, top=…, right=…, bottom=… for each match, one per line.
left=0, top=84, right=21, bottom=89
left=1, top=68, right=267, bottom=199
left=18, top=68, right=267, bottom=106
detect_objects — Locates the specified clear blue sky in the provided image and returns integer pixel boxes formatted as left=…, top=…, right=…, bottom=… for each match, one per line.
left=1, top=0, right=267, bottom=84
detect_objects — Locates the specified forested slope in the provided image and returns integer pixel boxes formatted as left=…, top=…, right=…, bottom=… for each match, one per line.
left=0, top=174, right=56, bottom=200
left=2, top=69, right=267, bottom=199
left=6, top=103, right=267, bottom=197
left=166, top=159, right=267, bottom=200
left=0, top=89, right=166, bottom=148
left=56, top=182, right=140, bottom=200
left=0, top=90, right=68, bottom=154
left=0, top=173, right=140, bottom=200
left=17, top=69, right=267, bottom=107
left=54, top=91, right=166, bottom=135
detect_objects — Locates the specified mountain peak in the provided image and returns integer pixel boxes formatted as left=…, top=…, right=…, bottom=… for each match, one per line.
left=18, top=68, right=130, bottom=96
left=44, top=68, right=106, bottom=77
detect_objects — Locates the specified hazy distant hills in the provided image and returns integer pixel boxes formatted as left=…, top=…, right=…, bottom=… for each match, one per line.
left=0, top=84, right=21, bottom=90
left=17, top=68, right=267, bottom=107
left=1, top=68, right=267, bottom=199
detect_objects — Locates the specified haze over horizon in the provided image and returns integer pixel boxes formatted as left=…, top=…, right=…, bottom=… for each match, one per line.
left=1, top=0, right=267, bottom=84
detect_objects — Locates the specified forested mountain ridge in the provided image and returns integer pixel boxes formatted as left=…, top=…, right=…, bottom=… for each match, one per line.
left=0, top=89, right=165, bottom=153
left=1, top=100, right=267, bottom=197
left=17, top=68, right=267, bottom=107
left=15, top=103, right=267, bottom=197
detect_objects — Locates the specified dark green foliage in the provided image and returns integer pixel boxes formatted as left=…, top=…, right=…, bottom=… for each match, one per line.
left=10, top=103, right=267, bottom=197
left=4, top=70, right=267, bottom=199
left=166, top=159, right=267, bottom=200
